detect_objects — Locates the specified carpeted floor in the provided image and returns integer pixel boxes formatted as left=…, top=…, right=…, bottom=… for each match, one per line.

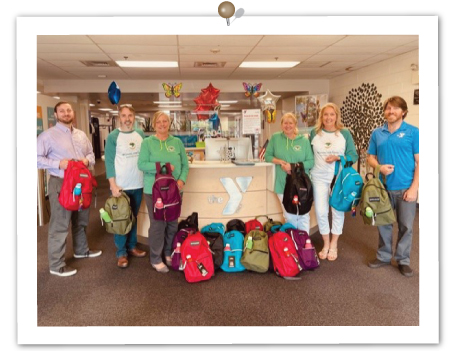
left=37, top=167, right=419, bottom=326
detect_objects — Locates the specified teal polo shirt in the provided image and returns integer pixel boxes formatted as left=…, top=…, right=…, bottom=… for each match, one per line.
left=367, top=121, right=419, bottom=190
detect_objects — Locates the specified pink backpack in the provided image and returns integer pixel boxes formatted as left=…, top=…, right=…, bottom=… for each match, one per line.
left=152, top=162, right=182, bottom=221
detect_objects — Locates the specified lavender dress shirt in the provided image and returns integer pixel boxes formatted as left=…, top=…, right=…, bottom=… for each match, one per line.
left=37, top=122, right=95, bottom=178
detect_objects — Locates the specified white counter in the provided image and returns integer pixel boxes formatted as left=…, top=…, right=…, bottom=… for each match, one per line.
left=137, top=161, right=317, bottom=240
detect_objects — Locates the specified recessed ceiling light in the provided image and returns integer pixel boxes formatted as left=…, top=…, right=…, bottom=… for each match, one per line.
left=98, top=75, right=107, bottom=78
left=116, top=61, right=178, bottom=68
left=221, top=105, right=231, bottom=107
left=240, top=61, right=300, bottom=68
left=218, top=100, right=238, bottom=104
left=99, top=108, right=113, bottom=111
left=53, top=96, right=60, bottom=99
left=89, top=104, right=95, bottom=107
left=154, top=101, right=182, bottom=104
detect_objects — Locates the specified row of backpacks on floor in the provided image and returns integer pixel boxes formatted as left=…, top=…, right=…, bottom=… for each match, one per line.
left=172, top=214, right=320, bottom=283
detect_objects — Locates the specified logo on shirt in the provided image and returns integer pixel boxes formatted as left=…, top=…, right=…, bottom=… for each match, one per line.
left=167, top=145, right=175, bottom=152
left=293, top=145, right=301, bottom=152
left=397, top=133, right=405, bottom=138
left=325, top=142, right=332, bottom=149
left=129, top=142, right=136, bottom=150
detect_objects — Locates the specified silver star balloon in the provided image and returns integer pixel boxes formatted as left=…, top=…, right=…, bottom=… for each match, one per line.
left=257, top=90, right=281, bottom=111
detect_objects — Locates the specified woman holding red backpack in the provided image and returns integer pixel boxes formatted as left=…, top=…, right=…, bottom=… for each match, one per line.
left=138, top=111, right=189, bottom=273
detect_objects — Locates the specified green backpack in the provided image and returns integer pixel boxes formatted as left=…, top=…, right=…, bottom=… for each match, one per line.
left=104, top=192, right=135, bottom=235
left=240, top=230, right=269, bottom=273
left=360, top=165, right=396, bottom=226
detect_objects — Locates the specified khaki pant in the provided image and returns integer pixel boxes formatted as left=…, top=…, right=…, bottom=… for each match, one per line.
left=48, top=176, right=89, bottom=271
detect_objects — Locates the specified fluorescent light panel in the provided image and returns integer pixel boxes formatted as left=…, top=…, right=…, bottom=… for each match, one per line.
left=240, top=61, right=300, bottom=68
left=116, top=61, right=178, bottom=68
left=218, top=100, right=238, bottom=104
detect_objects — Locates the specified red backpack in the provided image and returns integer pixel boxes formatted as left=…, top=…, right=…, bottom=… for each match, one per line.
left=245, top=218, right=263, bottom=234
left=59, top=160, right=97, bottom=211
left=268, top=232, right=303, bottom=278
left=180, top=232, right=214, bottom=283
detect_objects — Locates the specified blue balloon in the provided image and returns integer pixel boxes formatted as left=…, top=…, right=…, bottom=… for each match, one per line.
left=108, top=81, right=121, bottom=105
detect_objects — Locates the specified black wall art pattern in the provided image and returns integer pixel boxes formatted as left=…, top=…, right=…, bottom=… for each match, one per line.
left=341, top=83, right=385, bottom=172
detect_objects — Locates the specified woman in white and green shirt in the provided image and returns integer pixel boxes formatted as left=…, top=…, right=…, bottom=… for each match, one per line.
left=309, top=103, right=358, bottom=262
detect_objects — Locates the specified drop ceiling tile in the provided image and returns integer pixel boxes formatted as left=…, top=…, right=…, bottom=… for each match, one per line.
left=305, top=54, right=374, bottom=62
left=37, top=35, right=92, bottom=44
left=180, top=54, right=246, bottom=62
left=179, top=46, right=252, bottom=55
left=334, top=35, right=419, bottom=47
left=108, top=53, right=178, bottom=61
left=250, top=46, right=326, bottom=55
left=244, top=54, right=309, bottom=62
left=37, top=53, right=111, bottom=61
left=89, top=35, right=178, bottom=45
left=37, top=44, right=103, bottom=54
left=178, top=35, right=263, bottom=46
left=258, top=35, right=345, bottom=47
left=99, top=45, right=178, bottom=55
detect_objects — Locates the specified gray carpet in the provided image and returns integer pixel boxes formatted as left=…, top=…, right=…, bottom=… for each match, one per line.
left=37, top=171, right=419, bottom=326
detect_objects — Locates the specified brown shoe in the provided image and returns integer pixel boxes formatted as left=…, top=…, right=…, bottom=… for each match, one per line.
left=117, top=256, right=128, bottom=268
left=128, top=248, right=146, bottom=258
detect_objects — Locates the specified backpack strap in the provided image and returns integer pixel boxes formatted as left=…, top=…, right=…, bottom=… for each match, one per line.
left=330, top=156, right=346, bottom=191
left=255, top=215, right=269, bottom=221
left=155, top=162, right=173, bottom=176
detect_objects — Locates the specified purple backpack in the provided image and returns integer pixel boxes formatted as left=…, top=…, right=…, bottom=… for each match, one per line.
left=284, top=228, right=320, bottom=271
left=171, top=228, right=196, bottom=271
left=152, top=162, right=182, bottom=222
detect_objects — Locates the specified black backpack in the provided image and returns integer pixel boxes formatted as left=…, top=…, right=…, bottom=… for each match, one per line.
left=283, top=162, right=314, bottom=215
left=226, top=218, right=246, bottom=234
left=200, top=230, right=224, bottom=269
left=178, top=212, right=199, bottom=231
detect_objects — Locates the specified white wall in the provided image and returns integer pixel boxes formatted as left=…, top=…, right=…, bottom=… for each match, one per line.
left=37, top=94, right=91, bottom=137
left=329, top=49, right=419, bottom=128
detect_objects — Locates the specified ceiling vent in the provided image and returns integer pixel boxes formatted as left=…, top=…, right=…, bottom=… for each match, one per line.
left=80, top=60, right=118, bottom=67
left=194, top=62, right=226, bottom=68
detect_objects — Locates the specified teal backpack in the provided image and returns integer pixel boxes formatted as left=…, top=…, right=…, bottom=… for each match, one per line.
left=329, top=156, right=364, bottom=213
left=221, top=230, right=246, bottom=272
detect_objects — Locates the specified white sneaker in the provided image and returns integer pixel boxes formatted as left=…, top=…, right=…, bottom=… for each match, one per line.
left=74, top=250, right=102, bottom=258
left=50, top=266, right=77, bottom=277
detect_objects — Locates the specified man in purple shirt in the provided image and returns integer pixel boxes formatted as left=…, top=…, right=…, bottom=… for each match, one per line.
left=37, top=101, right=102, bottom=277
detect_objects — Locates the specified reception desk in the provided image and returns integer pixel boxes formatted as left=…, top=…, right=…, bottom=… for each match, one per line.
left=137, top=161, right=317, bottom=240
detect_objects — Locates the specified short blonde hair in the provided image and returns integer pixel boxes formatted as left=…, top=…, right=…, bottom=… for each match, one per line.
left=314, top=103, right=344, bottom=135
left=152, top=111, right=171, bottom=129
left=280, top=112, right=299, bottom=135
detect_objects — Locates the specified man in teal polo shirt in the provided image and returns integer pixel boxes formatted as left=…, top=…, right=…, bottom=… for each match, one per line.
left=366, top=96, right=419, bottom=277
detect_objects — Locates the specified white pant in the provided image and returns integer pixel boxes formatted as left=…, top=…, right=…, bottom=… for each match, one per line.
left=311, top=178, right=345, bottom=235
left=277, top=194, right=310, bottom=233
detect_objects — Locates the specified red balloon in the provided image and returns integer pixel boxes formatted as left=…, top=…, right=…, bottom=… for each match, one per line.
left=194, top=83, right=221, bottom=120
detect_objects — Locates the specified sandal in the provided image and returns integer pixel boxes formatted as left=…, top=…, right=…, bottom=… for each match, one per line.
left=327, top=248, right=338, bottom=261
left=318, top=248, right=329, bottom=260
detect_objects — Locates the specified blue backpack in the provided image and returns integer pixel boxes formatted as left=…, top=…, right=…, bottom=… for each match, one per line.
left=221, top=230, right=246, bottom=272
left=201, top=222, right=225, bottom=236
left=329, top=156, right=364, bottom=212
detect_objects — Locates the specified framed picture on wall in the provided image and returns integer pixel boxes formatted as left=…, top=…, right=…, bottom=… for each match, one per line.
left=295, top=94, right=328, bottom=133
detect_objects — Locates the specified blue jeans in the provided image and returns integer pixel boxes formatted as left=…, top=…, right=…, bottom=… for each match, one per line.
left=114, top=188, right=143, bottom=258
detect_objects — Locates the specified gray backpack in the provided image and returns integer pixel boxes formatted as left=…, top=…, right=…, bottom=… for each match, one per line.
left=104, top=192, right=135, bottom=235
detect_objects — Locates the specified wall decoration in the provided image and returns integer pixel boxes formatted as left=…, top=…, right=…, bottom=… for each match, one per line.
left=341, top=83, right=384, bottom=173
left=295, top=94, right=328, bottom=129
left=37, top=106, right=43, bottom=136
left=242, top=82, right=262, bottom=98
left=257, top=90, right=281, bottom=123
left=414, top=89, right=419, bottom=105
left=193, top=83, right=220, bottom=120
left=162, top=82, right=182, bottom=98
left=47, top=107, right=56, bottom=128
